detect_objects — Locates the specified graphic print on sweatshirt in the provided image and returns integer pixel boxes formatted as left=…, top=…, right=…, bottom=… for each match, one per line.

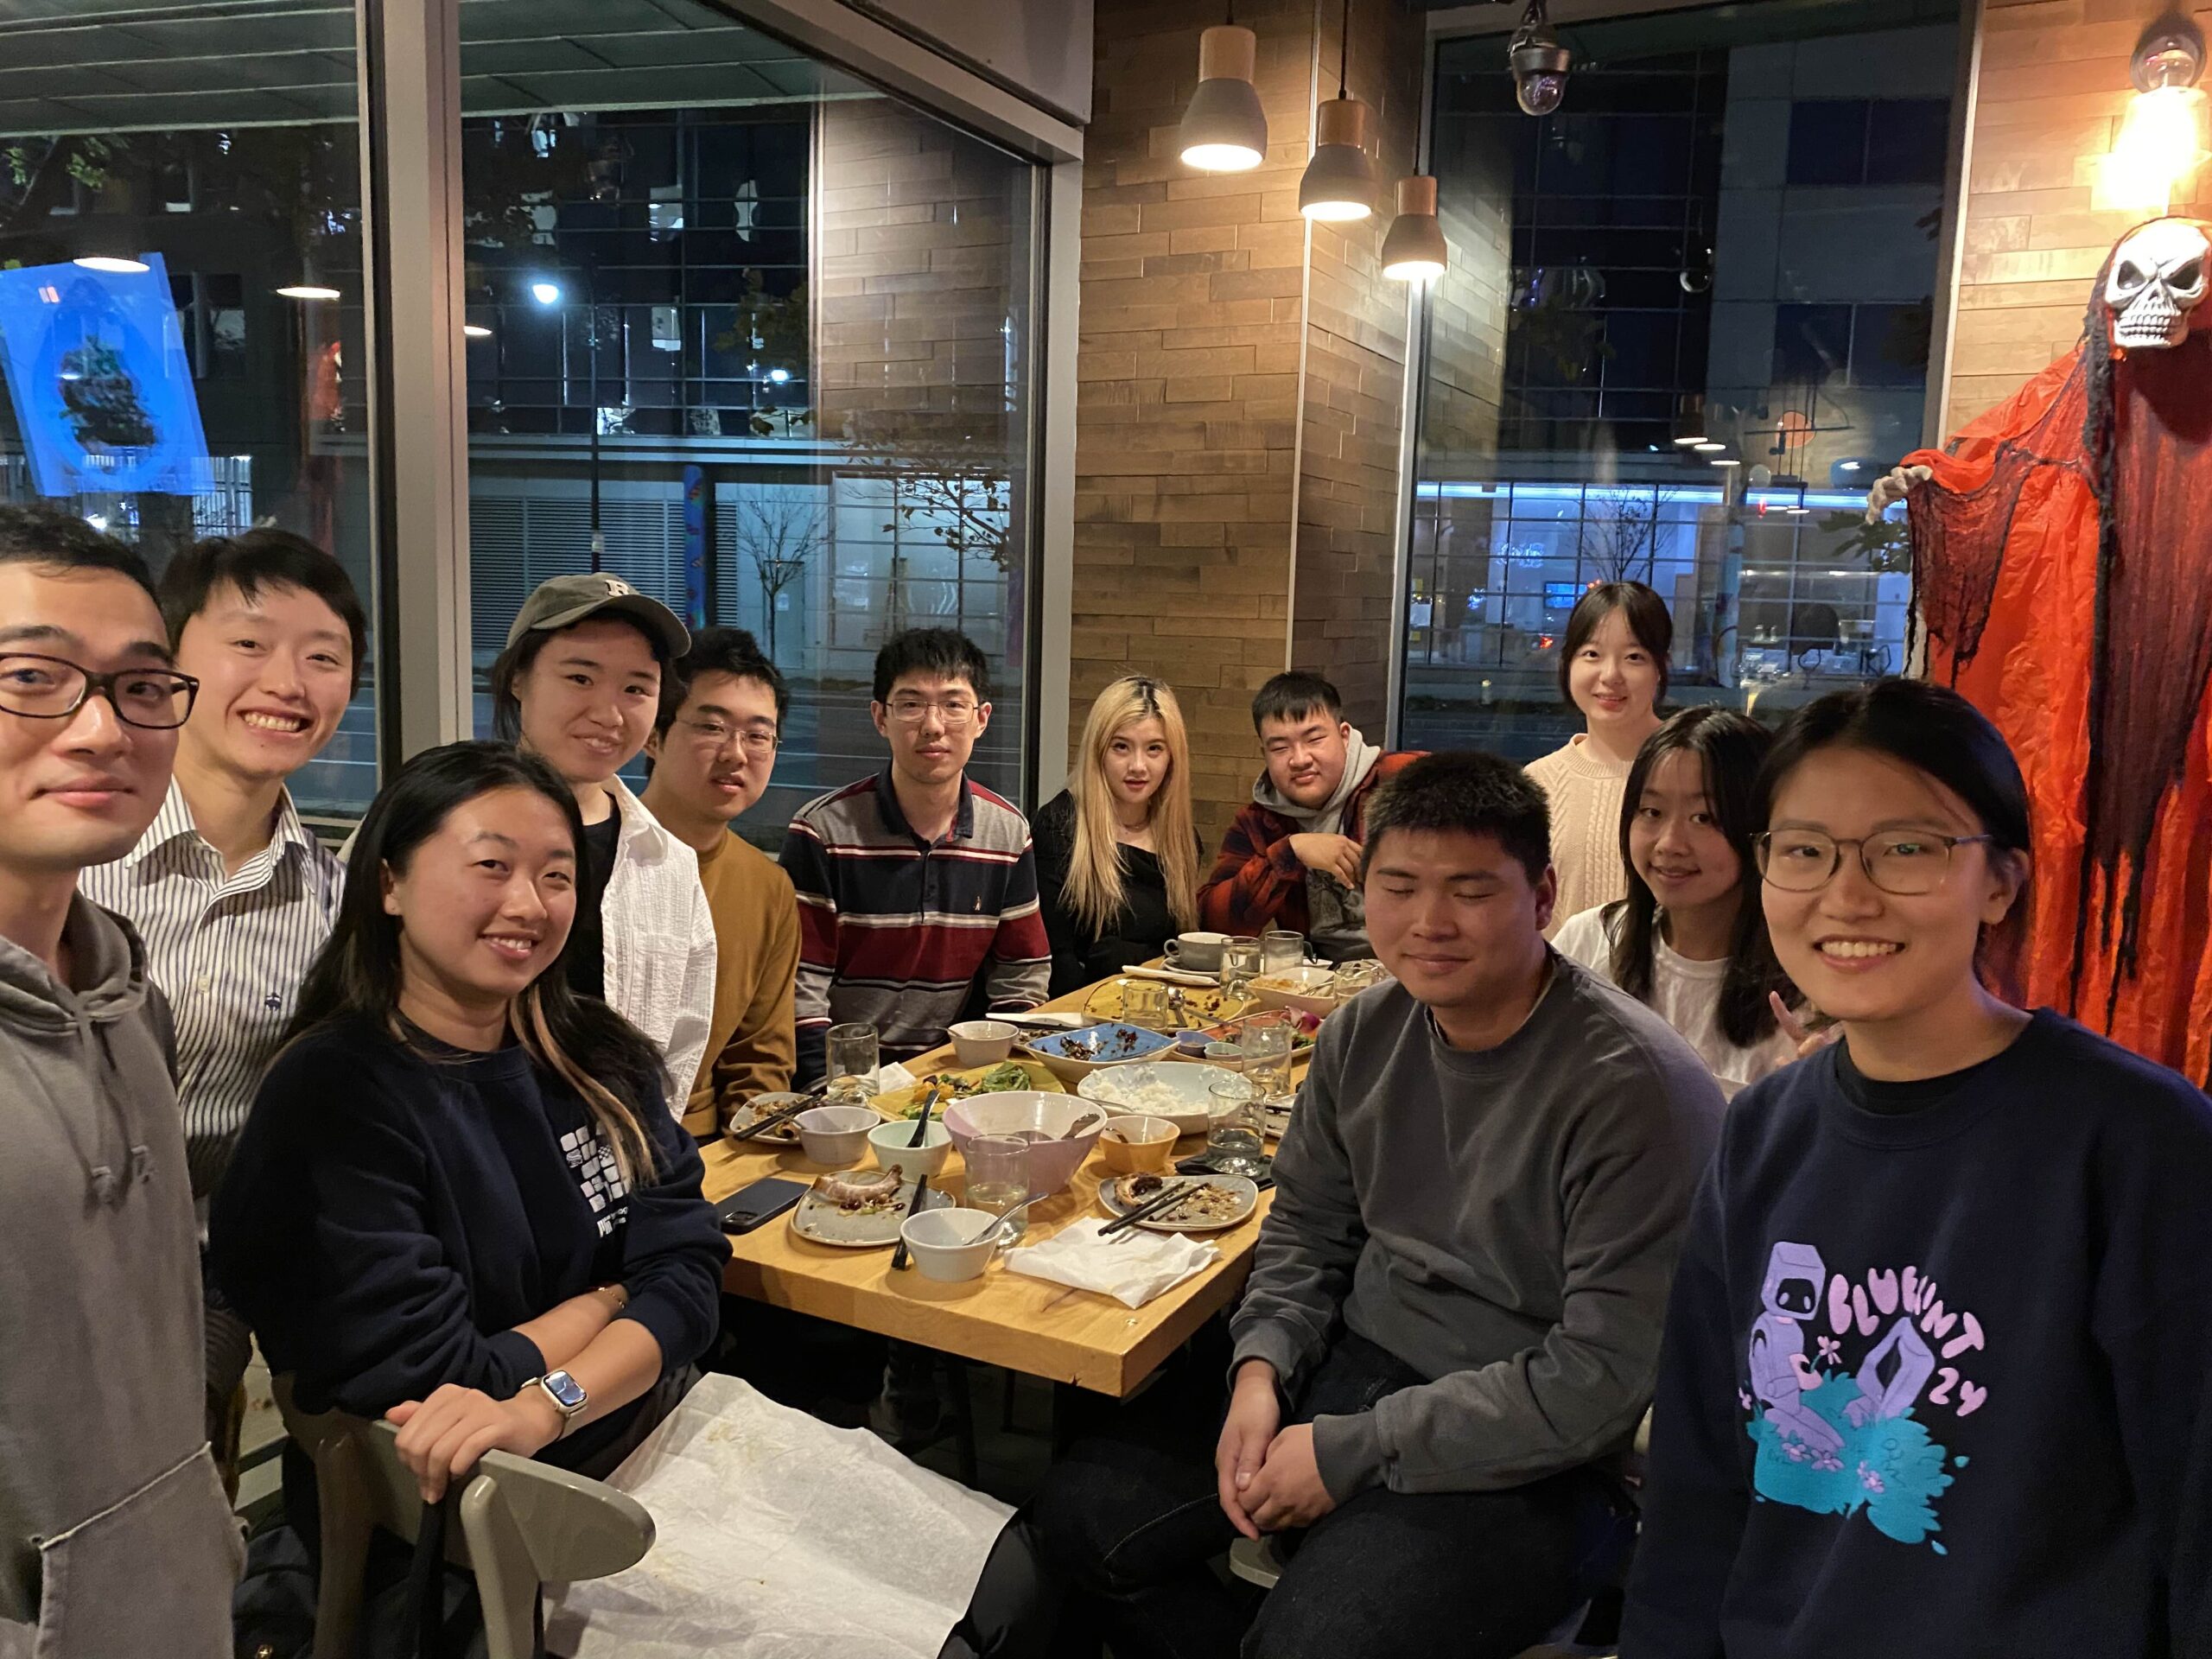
left=1744, top=1240, right=1986, bottom=1553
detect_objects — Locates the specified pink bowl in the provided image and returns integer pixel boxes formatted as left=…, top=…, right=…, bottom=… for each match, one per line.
left=942, top=1091, right=1103, bottom=1195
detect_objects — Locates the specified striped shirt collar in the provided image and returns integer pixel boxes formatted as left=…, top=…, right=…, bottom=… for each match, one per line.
left=871, top=765, right=976, bottom=846
left=120, top=777, right=316, bottom=874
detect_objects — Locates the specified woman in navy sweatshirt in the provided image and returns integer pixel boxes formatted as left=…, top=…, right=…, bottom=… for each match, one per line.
left=1623, top=679, right=2212, bottom=1658
left=213, top=741, right=728, bottom=1506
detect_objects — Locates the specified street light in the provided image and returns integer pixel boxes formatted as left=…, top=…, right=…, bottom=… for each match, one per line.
left=531, top=270, right=608, bottom=570
left=530, top=279, right=563, bottom=307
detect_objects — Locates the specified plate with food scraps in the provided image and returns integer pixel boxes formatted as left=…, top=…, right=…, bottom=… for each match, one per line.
left=789, top=1170, right=950, bottom=1248
left=871, top=1059, right=1065, bottom=1120
left=723, top=1092, right=812, bottom=1145
left=1083, top=979, right=1255, bottom=1031
left=1098, top=1171, right=1260, bottom=1233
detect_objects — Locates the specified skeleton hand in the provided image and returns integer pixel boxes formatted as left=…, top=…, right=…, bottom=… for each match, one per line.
left=1864, top=464, right=1932, bottom=524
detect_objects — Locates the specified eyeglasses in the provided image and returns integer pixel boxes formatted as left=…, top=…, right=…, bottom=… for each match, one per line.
left=882, top=696, right=979, bottom=728
left=1755, top=829, right=1997, bottom=896
left=0, top=652, right=200, bottom=730
left=677, top=715, right=778, bottom=756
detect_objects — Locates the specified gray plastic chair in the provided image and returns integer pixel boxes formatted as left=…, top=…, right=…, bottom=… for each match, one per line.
left=272, top=1376, right=655, bottom=1659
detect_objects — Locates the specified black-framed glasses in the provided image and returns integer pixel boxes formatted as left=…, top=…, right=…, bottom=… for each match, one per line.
left=1755, top=829, right=1997, bottom=896
left=0, top=653, right=199, bottom=730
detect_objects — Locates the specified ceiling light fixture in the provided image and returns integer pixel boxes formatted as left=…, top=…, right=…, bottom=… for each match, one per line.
left=1300, top=0, right=1378, bottom=221
left=1381, top=176, right=1449, bottom=281
left=463, top=323, right=493, bottom=339
left=276, top=284, right=340, bottom=301
left=1508, top=0, right=1572, bottom=118
left=1180, top=10, right=1268, bottom=173
left=1693, top=440, right=1726, bottom=454
left=72, top=254, right=149, bottom=275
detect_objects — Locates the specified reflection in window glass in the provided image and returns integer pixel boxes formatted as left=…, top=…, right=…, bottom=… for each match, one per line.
left=1405, top=1, right=1955, bottom=759
left=0, top=1, right=377, bottom=819
left=458, top=1, right=1039, bottom=844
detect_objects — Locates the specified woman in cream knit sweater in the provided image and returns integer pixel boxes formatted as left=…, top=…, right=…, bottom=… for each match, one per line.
left=1527, top=582, right=1670, bottom=936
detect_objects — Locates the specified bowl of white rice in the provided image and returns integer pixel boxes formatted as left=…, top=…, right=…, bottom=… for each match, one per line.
left=1075, top=1062, right=1221, bottom=1135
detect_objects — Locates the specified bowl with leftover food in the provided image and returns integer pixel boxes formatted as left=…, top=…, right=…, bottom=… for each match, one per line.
left=948, top=1019, right=1018, bottom=1067
left=1021, top=1020, right=1177, bottom=1084
left=941, top=1092, right=1105, bottom=1194
left=794, top=1103, right=879, bottom=1167
left=868, top=1117, right=954, bottom=1184
left=1250, top=963, right=1341, bottom=1020
left=1094, top=1114, right=1182, bottom=1174
left=1076, top=1061, right=1221, bottom=1136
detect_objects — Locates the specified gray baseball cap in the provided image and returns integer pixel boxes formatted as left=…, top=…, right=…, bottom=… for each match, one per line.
left=505, top=572, right=690, bottom=658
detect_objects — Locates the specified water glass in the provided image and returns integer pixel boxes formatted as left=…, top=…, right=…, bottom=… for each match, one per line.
left=825, top=1022, right=880, bottom=1105
left=1260, top=930, right=1305, bottom=976
left=963, top=1135, right=1033, bottom=1239
left=1206, top=1075, right=1267, bottom=1177
left=1243, top=1020, right=1294, bottom=1103
left=1219, top=937, right=1263, bottom=995
left=1122, top=977, right=1169, bottom=1027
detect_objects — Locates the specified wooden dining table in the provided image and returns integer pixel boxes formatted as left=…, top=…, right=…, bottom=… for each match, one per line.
left=698, top=974, right=1306, bottom=1400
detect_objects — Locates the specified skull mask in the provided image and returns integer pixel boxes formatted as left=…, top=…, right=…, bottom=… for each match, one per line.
left=2105, top=219, right=2209, bottom=350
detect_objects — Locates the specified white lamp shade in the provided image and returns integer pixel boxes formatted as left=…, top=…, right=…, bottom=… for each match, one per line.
left=1300, top=97, right=1377, bottom=220
left=1381, top=175, right=1447, bottom=279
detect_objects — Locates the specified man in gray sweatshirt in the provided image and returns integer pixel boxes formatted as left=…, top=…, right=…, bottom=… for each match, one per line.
left=0, top=508, right=238, bottom=1657
left=944, top=750, right=1723, bottom=1659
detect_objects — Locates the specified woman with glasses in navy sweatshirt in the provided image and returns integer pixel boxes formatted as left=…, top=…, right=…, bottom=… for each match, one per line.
left=1623, top=679, right=2212, bottom=1658
left=213, top=741, right=728, bottom=1510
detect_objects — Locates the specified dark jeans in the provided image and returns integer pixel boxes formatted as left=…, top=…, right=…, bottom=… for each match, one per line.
left=947, top=1332, right=1624, bottom=1659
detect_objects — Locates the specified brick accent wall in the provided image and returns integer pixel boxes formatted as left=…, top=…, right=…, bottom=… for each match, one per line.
left=1078, top=0, right=1426, bottom=838
left=1944, top=0, right=2212, bottom=432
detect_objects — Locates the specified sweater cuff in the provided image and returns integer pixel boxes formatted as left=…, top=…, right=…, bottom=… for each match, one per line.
left=1267, top=837, right=1306, bottom=880
left=486, top=1329, right=546, bottom=1392
left=1228, top=1319, right=1310, bottom=1404
left=615, top=1299, right=689, bottom=1380
left=1312, top=1411, right=1388, bottom=1502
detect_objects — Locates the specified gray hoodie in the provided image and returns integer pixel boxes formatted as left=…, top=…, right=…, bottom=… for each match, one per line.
left=0, top=897, right=238, bottom=1656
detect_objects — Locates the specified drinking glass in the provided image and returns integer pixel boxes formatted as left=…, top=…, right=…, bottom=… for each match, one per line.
left=1260, top=929, right=1305, bottom=976
left=963, top=1135, right=1034, bottom=1241
left=1122, top=977, right=1169, bottom=1028
left=1243, top=1020, right=1294, bottom=1103
left=1219, top=937, right=1263, bottom=996
left=825, top=1023, right=880, bottom=1106
left=1206, top=1075, right=1267, bottom=1177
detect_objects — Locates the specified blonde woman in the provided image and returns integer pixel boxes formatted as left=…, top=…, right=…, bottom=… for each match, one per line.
left=1033, top=677, right=1205, bottom=996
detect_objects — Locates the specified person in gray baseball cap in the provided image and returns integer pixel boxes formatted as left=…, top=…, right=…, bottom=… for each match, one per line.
left=488, top=574, right=715, bottom=1109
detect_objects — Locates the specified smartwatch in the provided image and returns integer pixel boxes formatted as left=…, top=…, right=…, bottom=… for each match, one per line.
left=532, top=1370, right=588, bottom=1437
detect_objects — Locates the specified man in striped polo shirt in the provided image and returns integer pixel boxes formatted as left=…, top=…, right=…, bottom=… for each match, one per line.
left=780, top=628, right=1049, bottom=1086
left=80, top=529, right=362, bottom=1466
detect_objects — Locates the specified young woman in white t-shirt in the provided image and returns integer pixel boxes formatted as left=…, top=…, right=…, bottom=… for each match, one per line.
left=1554, top=706, right=1801, bottom=1097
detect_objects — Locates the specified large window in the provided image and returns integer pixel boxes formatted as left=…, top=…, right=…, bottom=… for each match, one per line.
left=0, top=0, right=378, bottom=820
left=1402, top=0, right=1957, bottom=757
left=457, top=1, right=1041, bottom=842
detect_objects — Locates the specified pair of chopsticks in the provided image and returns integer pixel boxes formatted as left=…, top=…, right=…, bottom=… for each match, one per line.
left=727, top=1085, right=826, bottom=1142
left=888, top=1083, right=949, bottom=1272
left=1101, top=1179, right=1201, bottom=1238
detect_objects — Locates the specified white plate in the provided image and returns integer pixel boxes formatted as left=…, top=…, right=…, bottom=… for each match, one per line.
left=1098, top=1173, right=1259, bottom=1233
left=789, top=1181, right=949, bottom=1248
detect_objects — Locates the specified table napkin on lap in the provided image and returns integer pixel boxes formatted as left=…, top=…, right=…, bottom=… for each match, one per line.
left=1004, top=1217, right=1218, bottom=1308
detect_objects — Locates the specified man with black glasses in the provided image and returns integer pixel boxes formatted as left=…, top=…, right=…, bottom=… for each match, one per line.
left=0, top=506, right=238, bottom=1655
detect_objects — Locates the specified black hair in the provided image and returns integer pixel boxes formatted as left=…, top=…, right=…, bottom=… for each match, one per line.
left=1758, top=677, right=2033, bottom=997
left=1607, top=707, right=1795, bottom=1049
left=287, top=741, right=665, bottom=1181
left=1559, top=581, right=1673, bottom=707
left=656, top=625, right=788, bottom=734
left=0, top=504, right=158, bottom=607
left=158, top=529, right=369, bottom=696
left=489, top=610, right=676, bottom=742
left=1360, top=751, right=1552, bottom=889
left=872, top=626, right=988, bottom=704
left=1250, top=671, right=1344, bottom=734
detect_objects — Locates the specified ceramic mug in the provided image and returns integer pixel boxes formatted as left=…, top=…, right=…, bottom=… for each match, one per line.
left=1164, top=931, right=1230, bottom=974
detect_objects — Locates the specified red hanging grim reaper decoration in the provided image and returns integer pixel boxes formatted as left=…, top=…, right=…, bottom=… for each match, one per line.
left=1875, top=216, right=2212, bottom=1085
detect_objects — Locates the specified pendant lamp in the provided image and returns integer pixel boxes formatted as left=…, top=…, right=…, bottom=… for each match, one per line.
left=1381, top=175, right=1448, bottom=281
left=1180, top=14, right=1268, bottom=173
left=1300, top=0, right=1378, bottom=221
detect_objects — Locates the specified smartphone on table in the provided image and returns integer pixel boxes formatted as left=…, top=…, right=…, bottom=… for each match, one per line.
left=716, top=1177, right=809, bottom=1234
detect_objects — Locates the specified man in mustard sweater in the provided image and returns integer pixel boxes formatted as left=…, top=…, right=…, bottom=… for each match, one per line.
left=641, top=626, right=798, bottom=1137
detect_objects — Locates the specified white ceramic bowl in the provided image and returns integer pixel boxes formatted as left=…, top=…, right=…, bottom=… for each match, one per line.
left=1252, top=963, right=1340, bottom=1020
left=948, top=1019, right=1018, bottom=1067
left=795, top=1103, right=879, bottom=1167
left=941, top=1092, right=1105, bottom=1194
left=1020, top=1020, right=1179, bottom=1084
left=868, top=1118, right=953, bottom=1183
left=898, top=1206, right=1005, bottom=1282
left=1077, top=1061, right=1222, bottom=1136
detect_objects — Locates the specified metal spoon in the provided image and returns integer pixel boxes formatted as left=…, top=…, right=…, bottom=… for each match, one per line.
left=966, top=1192, right=1046, bottom=1246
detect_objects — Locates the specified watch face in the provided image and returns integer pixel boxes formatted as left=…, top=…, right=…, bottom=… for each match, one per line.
left=543, top=1370, right=588, bottom=1411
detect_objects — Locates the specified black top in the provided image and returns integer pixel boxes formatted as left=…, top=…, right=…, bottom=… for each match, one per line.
left=1623, top=1010, right=2212, bottom=1657
left=210, top=1013, right=728, bottom=1478
left=1029, top=790, right=1204, bottom=998
left=566, top=805, right=622, bottom=1001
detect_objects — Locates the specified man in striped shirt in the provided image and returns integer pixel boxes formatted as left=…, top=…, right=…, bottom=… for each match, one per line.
left=79, top=529, right=362, bottom=1454
left=780, top=628, right=1049, bottom=1086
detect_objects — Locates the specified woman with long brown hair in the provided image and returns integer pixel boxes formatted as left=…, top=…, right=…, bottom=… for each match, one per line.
left=1032, top=677, right=1205, bottom=996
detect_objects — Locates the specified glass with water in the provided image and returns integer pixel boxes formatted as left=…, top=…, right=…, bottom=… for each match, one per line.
left=1206, top=1075, right=1267, bottom=1176
left=963, top=1135, right=1033, bottom=1239
left=1219, top=937, right=1263, bottom=996
left=1243, top=1020, right=1294, bottom=1103
left=1260, top=930, right=1305, bottom=976
left=825, top=1022, right=880, bottom=1106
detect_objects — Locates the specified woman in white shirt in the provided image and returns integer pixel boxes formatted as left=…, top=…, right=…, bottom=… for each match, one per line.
left=490, top=575, right=717, bottom=1109
left=1553, top=706, right=1801, bottom=1098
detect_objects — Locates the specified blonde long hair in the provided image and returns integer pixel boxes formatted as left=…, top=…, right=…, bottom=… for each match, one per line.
left=1065, top=677, right=1199, bottom=936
